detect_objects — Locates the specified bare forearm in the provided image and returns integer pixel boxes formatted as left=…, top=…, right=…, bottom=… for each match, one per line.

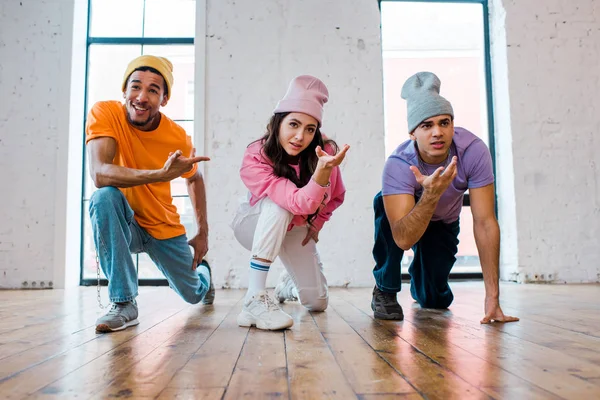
left=312, top=165, right=333, bottom=186
left=474, top=219, right=500, bottom=299
left=187, top=173, right=208, bottom=234
left=391, top=191, right=439, bottom=250
left=93, top=164, right=165, bottom=188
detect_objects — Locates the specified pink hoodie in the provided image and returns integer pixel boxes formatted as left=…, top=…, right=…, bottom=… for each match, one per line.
left=240, top=140, right=346, bottom=232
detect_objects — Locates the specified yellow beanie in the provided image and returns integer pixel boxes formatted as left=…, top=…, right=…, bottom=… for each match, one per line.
left=121, top=55, right=174, bottom=100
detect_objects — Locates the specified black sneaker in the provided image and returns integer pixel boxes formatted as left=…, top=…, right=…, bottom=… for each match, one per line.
left=371, top=286, right=404, bottom=320
left=201, top=259, right=215, bottom=305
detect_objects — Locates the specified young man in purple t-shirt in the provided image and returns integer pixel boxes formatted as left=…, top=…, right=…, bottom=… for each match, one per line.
left=371, top=71, right=518, bottom=325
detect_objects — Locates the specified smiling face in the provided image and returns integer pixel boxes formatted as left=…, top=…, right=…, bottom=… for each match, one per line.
left=123, top=69, right=168, bottom=131
left=277, top=112, right=319, bottom=157
left=410, top=114, right=454, bottom=164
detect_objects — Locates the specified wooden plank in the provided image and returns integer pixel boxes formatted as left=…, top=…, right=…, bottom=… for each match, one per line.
left=435, top=301, right=600, bottom=367
left=358, top=394, right=424, bottom=400
left=164, top=300, right=250, bottom=390
left=0, top=288, right=100, bottom=335
left=589, top=378, right=600, bottom=386
left=156, top=388, right=225, bottom=400
left=31, top=290, right=243, bottom=400
left=328, top=296, right=488, bottom=400
left=223, top=328, right=289, bottom=399
left=401, top=301, right=600, bottom=383
left=283, top=302, right=358, bottom=399
left=89, top=292, right=244, bottom=399
left=0, top=288, right=161, bottom=361
left=467, top=284, right=600, bottom=337
left=8, top=302, right=189, bottom=399
left=341, top=289, right=567, bottom=400
left=311, top=300, right=415, bottom=396
left=0, top=288, right=179, bottom=381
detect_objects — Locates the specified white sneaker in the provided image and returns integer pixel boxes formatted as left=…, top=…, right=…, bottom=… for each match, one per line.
left=237, top=291, right=294, bottom=330
left=274, top=270, right=299, bottom=303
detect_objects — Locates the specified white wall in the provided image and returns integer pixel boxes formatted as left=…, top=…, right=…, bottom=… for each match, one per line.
left=2, top=0, right=599, bottom=288
left=203, top=0, right=385, bottom=289
left=491, top=0, right=600, bottom=283
left=0, top=0, right=77, bottom=288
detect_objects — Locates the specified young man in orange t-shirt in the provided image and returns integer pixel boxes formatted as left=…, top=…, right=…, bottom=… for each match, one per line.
left=86, top=55, right=214, bottom=333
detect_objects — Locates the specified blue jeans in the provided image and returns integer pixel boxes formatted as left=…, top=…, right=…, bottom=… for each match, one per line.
left=89, top=187, right=210, bottom=304
left=371, top=191, right=460, bottom=309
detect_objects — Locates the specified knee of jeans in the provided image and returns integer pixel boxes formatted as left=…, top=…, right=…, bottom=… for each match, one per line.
left=417, top=292, right=453, bottom=309
left=299, top=292, right=329, bottom=312
left=89, top=186, right=121, bottom=208
left=179, top=290, right=203, bottom=305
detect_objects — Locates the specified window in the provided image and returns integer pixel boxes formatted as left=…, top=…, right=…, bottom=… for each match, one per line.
left=80, top=0, right=197, bottom=285
left=380, top=0, right=494, bottom=275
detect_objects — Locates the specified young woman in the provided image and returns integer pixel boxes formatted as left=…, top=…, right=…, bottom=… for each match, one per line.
left=231, top=75, right=349, bottom=330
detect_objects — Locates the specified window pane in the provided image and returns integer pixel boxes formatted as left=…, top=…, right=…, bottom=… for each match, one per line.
left=82, top=200, right=108, bottom=280
left=177, top=195, right=197, bottom=239
left=138, top=253, right=160, bottom=279
left=85, top=45, right=142, bottom=200
left=171, top=121, right=194, bottom=196
left=144, top=0, right=196, bottom=38
left=400, top=206, right=481, bottom=275
left=137, top=196, right=196, bottom=279
left=143, top=45, right=195, bottom=120
left=89, top=0, right=144, bottom=37
left=87, top=45, right=142, bottom=113
left=381, top=2, right=489, bottom=157
left=84, top=196, right=196, bottom=281
left=83, top=161, right=97, bottom=201
left=455, top=205, right=480, bottom=273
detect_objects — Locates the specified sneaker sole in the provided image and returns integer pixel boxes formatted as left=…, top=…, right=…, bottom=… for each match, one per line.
left=237, top=311, right=294, bottom=330
left=371, top=302, right=404, bottom=320
left=96, top=319, right=140, bottom=333
left=202, top=286, right=215, bottom=305
left=201, top=260, right=215, bottom=305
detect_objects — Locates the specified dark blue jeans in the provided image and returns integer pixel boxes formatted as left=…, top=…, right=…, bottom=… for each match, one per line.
left=372, top=191, right=460, bottom=309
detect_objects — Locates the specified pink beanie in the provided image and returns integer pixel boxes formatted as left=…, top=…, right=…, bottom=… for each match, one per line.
left=273, top=75, right=329, bottom=124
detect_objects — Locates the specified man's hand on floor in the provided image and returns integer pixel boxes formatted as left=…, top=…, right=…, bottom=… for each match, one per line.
left=481, top=297, right=520, bottom=324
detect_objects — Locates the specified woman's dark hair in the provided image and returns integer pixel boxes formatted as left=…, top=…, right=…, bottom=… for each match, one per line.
left=252, top=112, right=339, bottom=225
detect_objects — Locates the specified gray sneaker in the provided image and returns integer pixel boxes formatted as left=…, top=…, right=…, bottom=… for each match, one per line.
left=201, top=260, right=215, bottom=305
left=95, top=301, right=139, bottom=333
left=371, top=286, right=404, bottom=320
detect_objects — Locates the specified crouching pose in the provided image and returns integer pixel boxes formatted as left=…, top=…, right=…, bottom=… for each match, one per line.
left=232, top=75, right=349, bottom=330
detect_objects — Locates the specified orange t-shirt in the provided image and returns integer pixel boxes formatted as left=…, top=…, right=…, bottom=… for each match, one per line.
left=85, top=101, right=197, bottom=240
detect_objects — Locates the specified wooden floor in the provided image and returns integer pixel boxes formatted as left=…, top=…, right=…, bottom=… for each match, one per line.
left=0, top=282, right=599, bottom=399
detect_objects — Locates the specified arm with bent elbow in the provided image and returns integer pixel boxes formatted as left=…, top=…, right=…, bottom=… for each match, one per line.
left=385, top=156, right=458, bottom=250
left=87, top=137, right=209, bottom=188
left=385, top=191, right=440, bottom=250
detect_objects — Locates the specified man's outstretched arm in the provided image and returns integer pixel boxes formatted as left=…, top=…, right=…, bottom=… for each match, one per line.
left=87, top=137, right=208, bottom=188
left=470, top=183, right=519, bottom=324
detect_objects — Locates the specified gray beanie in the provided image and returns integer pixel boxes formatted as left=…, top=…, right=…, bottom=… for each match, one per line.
left=401, top=72, right=454, bottom=133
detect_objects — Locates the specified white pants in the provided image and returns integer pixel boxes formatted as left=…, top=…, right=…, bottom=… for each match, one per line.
left=231, top=196, right=329, bottom=311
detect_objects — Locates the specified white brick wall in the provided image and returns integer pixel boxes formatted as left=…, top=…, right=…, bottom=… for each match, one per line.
left=2, top=0, right=598, bottom=288
left=203, top=0, right=385, bottom=289
left=0, top=0, right=75, bottom=288
left=492, top=0, right=600, bottom=283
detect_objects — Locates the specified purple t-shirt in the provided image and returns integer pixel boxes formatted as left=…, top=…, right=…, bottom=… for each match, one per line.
left=382, top=127, right=494, bottom=223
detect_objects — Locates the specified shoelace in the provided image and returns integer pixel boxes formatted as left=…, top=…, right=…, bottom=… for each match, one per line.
left=107, top=303, right=130, bottom=316
left=258, top=294, right=280, bottom=312
left=376, top=291, right=396, bottom=305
